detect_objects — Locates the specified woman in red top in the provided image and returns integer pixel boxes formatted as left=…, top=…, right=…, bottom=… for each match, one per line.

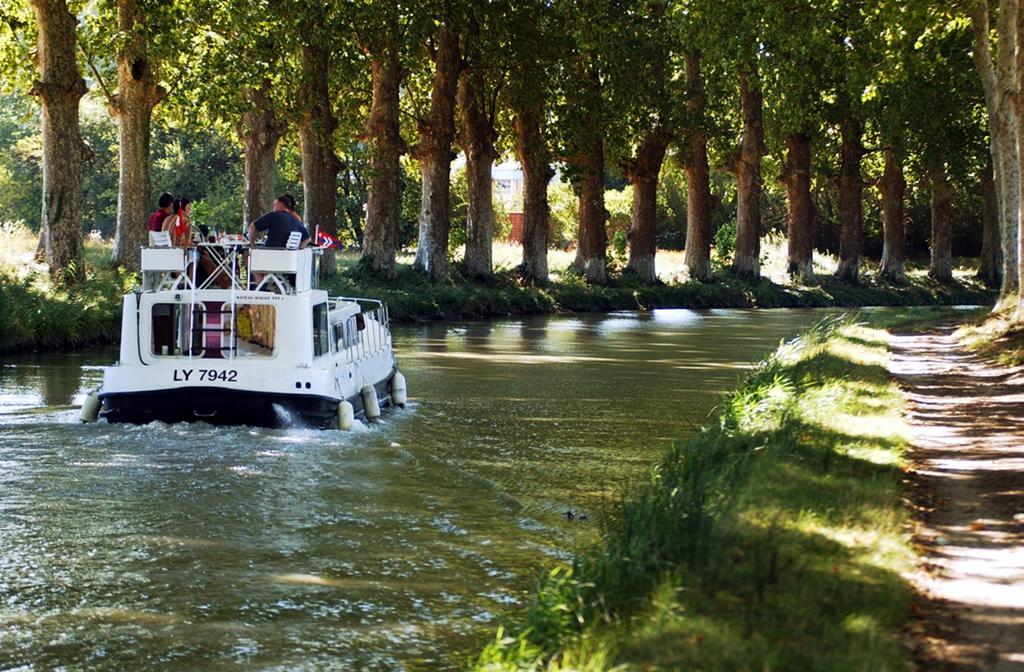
left=162, top=198, right=193, bottom=246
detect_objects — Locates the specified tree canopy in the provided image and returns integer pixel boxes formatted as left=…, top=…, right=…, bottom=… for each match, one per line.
left=0, top=0, right=1014, bottom=292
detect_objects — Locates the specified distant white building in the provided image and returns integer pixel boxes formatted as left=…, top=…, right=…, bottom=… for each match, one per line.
left=491, top=159, right=524, bottom=211
left=451, top=156, right=559, bottom=242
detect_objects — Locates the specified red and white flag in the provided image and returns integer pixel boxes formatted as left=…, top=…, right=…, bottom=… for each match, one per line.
left=316, top=230, right=340, bottom=249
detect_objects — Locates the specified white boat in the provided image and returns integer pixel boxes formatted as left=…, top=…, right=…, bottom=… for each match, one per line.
left=84, top=238, right=406, bottom=429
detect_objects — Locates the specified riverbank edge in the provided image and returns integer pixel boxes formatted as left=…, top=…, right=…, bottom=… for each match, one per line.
left=956, top=292, right=1024, bottom=366
left=471, top=311, right=933, bottom=671
left=0, top=261, right=995, bottom=355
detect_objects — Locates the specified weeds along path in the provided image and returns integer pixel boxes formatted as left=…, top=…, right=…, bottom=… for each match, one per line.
left=890, top=324, right=1024, bottom=671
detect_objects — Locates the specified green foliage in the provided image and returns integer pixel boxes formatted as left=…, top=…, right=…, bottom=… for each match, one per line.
left=0, top=0, right=35, bottom=94
left=0, top=94, right=41, bottom=228
left=0, top=227, right=134, bottom=353
left=547, top=181, right=578, bottom=249
left=655, top=161, right=687, bottom=250
left=0, top=0, right=997, bottom=285
left=449, top=166, right=469, bottom=251
left=398, top=157, right=421, bottom=248
left=712, top=219, right=737, bottom=270
left=604, top=185, right=631, bottom=247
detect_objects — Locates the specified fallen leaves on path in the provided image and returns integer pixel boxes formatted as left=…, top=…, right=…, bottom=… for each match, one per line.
left=890, top=325, right=1024, bottom=672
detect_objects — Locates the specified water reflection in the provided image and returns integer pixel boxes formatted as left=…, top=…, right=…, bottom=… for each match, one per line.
left=0, top=308, right=849, bottom=670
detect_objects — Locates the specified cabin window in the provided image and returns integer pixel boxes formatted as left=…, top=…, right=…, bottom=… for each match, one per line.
left=312, top=302, right=330, bottom=358
left=334, top=317, right=362, bottom=350
left=151, top=302, right=276, bottom=358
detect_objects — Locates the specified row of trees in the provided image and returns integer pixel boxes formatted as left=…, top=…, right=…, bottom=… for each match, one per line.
left=0, top=0, right=1019, bottom=299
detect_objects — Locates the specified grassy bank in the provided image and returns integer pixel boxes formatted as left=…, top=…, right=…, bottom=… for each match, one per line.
left=957, top=293, right=1024, bottom=366
left=0, top=223, right=996, bottom=353
left=0, top=224, right=133, bottom=353
left=326, top=241, right=994, bottom=322
left=473, top=312, right=923, bottom=671
left=325, top=257, right=994, bottom=323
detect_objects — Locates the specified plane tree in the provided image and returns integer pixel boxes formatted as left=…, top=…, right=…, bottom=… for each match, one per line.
left=672, top=0, right=725, bottom=283
left=176, top=0, right=291, bottom=227
left=456, top=1, right=504, bottom=279
left=760, top=0, right=831, bottom=282
left=970, top=0, right=1018, bottom=296
left=552, top=0, right=633, bottom=285
left=617, top=0, right=683, bottom=284
left=353, top=1, right=417, bottom=279
left=1, top=0, right=88, bottom=279
left=499, top=0, right=562, bottom=285
left=409, top=1, right=463, bottom=282
left=80, top=0, right=181, bottom=272
left=903, top=10, right=986, bottom=282
left=819, top=0, right=879, bottom=283
left=702, top=0, right=768, bottom=278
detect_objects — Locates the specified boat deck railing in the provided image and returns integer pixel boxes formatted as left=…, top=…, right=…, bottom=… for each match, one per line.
left=140, top=243, right=323, bottom=295
left=330, top=297, right=391, bottom=363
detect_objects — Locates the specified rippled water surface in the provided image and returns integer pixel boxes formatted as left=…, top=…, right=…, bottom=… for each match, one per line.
left=1, top=309, right=839, bottom=670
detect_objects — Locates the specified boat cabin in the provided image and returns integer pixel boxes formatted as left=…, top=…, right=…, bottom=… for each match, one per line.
left=125, top=243, right=390, bottom=369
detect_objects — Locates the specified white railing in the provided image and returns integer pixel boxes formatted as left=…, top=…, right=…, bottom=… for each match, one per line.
left=140, top=244, right=322, bottom=295
left=331, top=297, right=391, bottom=363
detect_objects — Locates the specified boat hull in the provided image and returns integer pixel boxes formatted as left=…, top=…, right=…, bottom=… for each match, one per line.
left=99, top=378, right=392, bottom=429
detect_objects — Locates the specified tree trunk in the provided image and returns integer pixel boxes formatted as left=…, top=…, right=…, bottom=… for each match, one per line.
left=971, top=0, right=1019, bottom=296
left=571, top=63, right=608, bottom=285
left=1017, top=0, right=1024, bottom=314
left=978, top=164, right=1002, bottom=287
left=361, top=50, right=405, bottom=278
left=683, top=52, right=712, bottom=282
left=111, top=0, right=164, bottom=273
left=573, top=134, right=608, bottom=284
left=299, top=45, right=340, bottom=241
left=412, top=19, right=461, bottom=282
left=30, top=0, right=87, bottom=281
left=340, top=169, right=366, bottom=243
left=732, top=65, right=763, bottom=278
left=783, top=132, right=813, bottom=281
left=877, top=148, right=907, bottom=283
left=624, top=133, right=668, bottom=283
left=835, top=118, right=864, bottom=283
left=929, top=163, right=954, bottom=283
left=457, top=57, right=498, bottom=279
left=514, top=107, right=553, bottom=285
left=239, top=81, right=284, bottom=228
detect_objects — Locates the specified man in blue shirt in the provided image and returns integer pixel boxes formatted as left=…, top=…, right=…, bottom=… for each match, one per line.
left=248, top=196, right=311, bottom=248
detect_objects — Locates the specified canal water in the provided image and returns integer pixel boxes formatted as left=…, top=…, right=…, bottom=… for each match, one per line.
left=0, top=308, right=839, bottom=670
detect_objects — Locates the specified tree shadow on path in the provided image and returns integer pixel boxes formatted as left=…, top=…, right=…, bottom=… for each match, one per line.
left=891, top=325, right=1024, bottom=672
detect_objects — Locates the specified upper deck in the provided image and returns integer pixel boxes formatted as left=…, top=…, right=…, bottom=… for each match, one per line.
left=141, top=243, right=323, bottom=295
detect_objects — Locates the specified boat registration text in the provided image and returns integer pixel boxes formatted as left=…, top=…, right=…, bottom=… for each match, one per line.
left=173, top=369, right=238, bottom=383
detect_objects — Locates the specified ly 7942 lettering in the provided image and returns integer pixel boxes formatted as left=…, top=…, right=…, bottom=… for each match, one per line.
left=173, top=368, right=238, bottom=383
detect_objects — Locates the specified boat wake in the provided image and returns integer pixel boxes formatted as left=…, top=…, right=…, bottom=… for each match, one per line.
left=271, top=403, right=303, bottom=429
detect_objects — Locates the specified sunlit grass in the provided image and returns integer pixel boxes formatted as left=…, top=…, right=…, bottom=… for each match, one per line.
left=957, top=293, right=1024, bottom=366
left=0, top=221, right=44, bottom=280
left=473, top=313, right=920, bottom=671
left=0, top=222, right=132, bottom=352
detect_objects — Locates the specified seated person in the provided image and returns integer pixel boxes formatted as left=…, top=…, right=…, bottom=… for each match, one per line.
left=279, top=193, right=303, bottom=224
left=148, top=192, right=174, bottom=234
left=162, top=198, right=193, bottom=246
left=248, top=196, right=311, bottom=248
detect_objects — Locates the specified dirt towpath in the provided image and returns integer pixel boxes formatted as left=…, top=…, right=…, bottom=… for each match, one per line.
left=889, top=324, right=1024, bottom=671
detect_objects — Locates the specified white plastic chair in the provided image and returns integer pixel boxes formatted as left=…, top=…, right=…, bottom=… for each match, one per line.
left=149, top=230, right=172, bottom=247
left=285, top=231, right=302, bottom=250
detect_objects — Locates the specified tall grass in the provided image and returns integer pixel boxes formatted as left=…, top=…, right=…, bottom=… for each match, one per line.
left=0, top=222, right=134, bottom=353
left=957, top=292, right=1024, bottom=366
left=474, top=314, right=916, bottom=671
